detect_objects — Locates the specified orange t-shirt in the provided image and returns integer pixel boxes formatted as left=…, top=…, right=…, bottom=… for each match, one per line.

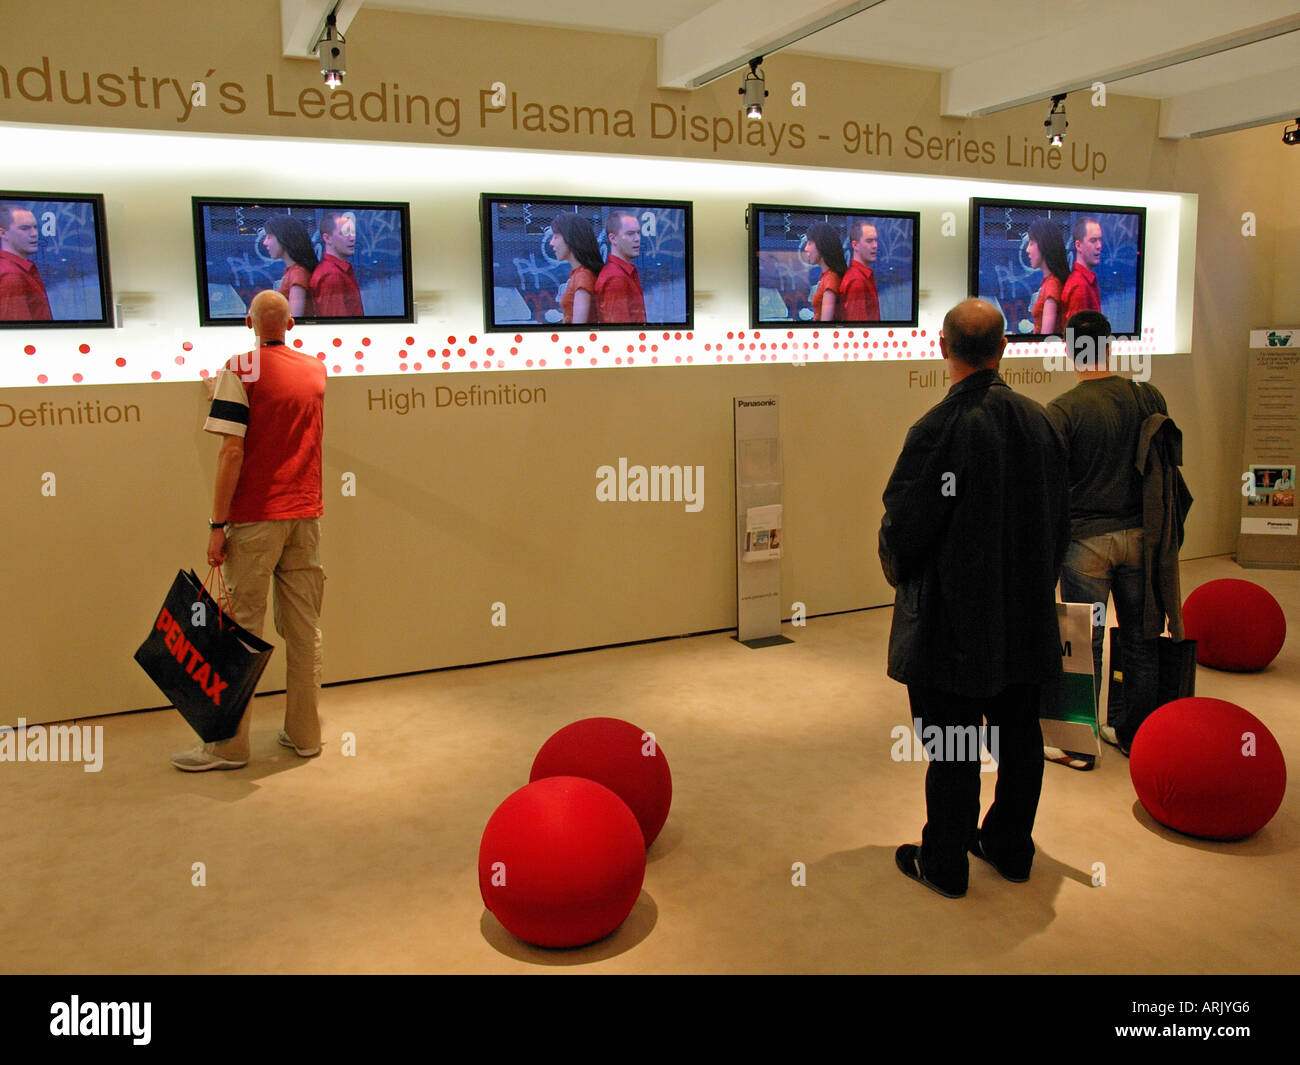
left=1033, top=274, right=1063, bottom=334
left=279, top=263, right=314, bottom=317
left=561, top=265, right=596, bottom=324
left=811, top=269, right=840, bottom=321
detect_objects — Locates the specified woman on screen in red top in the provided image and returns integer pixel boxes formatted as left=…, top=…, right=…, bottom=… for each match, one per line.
left=549, top=212, right=604, bottom=325
left=263, top=214, right=318, bottom=319
left=1027, top=218, right=1069, bottom=336
left=803, top=222, right=848, bottom=323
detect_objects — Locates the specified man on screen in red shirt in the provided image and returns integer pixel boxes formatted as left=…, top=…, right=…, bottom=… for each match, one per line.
left=1060, top=217, right=1102, bottom=324
left=838, top=221, right=880, bottom=322
left=595, top=209, right=646, bottom=324
left=0, top=204, right=53, bottom=321
left=309, top=211, right=364, bottom=317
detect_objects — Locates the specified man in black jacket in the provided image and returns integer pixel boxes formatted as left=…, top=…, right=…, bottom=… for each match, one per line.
left=881, top=298, right=1070, bottom=898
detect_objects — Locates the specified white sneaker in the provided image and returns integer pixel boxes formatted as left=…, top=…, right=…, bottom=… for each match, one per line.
left=278, top=730, right=321, bottom=758
left=171, top=743, right=248, bottom=772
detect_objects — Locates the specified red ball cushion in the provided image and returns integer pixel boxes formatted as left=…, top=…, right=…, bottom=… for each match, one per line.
left=530, top=717, right=672, bottom=846
left=479, top=776, right=646, bottom=948
left=1182, top=578, right=1286, bottom=671
left=1130, top=697, right=1287, bottom=840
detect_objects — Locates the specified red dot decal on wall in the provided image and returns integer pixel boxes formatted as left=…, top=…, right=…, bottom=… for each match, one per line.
left=485, top=348, right=494, bottom=356
left=510, top=347, right=518, bottom=356
left=37, top=374, right=47, bottom=383
left=590, top=357, right=598, bottom=365
left=527, top=359, right=534, bottom=367
left=705, top=343, right=712, bottom=351
left=441, top=361, right=450, bottom=370
left=293, top=338, right=303, bottom=348
left=470, top=361, right=478, bottom=369
left=602, top=345, right=609, bottom=353
left=727, top=332, right=734, bottom=340
left=399, top=349, right=408, bottom=359
left=551, top=334, right=559, bottom=343
left=399, top=363, right=408, bottom=372
left=565, top=358, right=572, bottom=366
left=450, top=336, right=459, bottom=345
left=333, top=338, right=342, bottom=347
left=674, top=332, right=682, bottom=340
left=414, top=362, right=423, bottom=371
left=24, top=344, right=35, bottom=355
left=332, top=365, right=341, bottom=374
left=577, top=345, right=585, bottom=354
left=72, top=373, right=83, bottom=382
left=116, top=357, right=127, bottom=368
left=175, top=356, right=185, bottom=365
left=513, top=334, right=521, bottom=343
left=469, top=335, right=477, bottom=344
left=406, top=336, right=415, bottom=346
left=361, top=337, right=371, bottom=347
left=150, top=371, right=161, bottom=380
left=317, top=352, right=326, bottom=360
left=457, top=348, right=465, bottom=357
left=78, top=344, right=90, bottom=354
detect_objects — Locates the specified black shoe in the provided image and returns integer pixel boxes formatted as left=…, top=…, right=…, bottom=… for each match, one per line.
left=968, top=839, right=1030, bottom=883
left=895, top=844, right=966, bottom=898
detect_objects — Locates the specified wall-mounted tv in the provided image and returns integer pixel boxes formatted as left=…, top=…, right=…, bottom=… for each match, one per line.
left=480, top=194, right=693, bottom=332
left=969, top=198, right=1145, bottom=340
left=192, top=197, right=413, bottom=326
left=747, top=204, right=919, bottom=328
left=0, top=191, right=113, bottom=328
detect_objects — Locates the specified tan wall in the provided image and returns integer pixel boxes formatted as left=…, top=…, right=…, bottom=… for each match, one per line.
left=0, top=2, right=1293, bottom=724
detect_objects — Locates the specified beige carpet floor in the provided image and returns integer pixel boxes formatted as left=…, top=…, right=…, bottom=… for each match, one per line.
left=2, top=555, right=1296, bottom=974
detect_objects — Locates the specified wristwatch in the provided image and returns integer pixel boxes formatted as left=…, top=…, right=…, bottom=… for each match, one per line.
left=209, top=519, right=228, bottom=531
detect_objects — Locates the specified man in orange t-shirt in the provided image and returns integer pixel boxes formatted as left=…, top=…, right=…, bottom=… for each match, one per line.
left=838, top=221, right=880, bottom=322
left=0, top=204, right=53, bottom=321
left=172, top=291, right=327, bottom=771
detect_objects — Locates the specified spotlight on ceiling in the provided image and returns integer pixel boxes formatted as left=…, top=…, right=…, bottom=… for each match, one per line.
left=316, top=9, right=347, bottom=92
left=1284, top=118, right=1300, bottom=146
left=1044, top=93, right=1068, bottom=147
left=739, top=57, right=768, bottom=121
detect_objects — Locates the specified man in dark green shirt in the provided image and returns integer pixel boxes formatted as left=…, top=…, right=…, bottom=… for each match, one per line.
left=1047, top=311, right=1166, bottom=755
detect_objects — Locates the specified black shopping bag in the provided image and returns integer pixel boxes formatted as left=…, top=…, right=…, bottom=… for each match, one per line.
left=1107, top=627, right=1197, bottom=724
left=134, top=569, right=273, bottom=742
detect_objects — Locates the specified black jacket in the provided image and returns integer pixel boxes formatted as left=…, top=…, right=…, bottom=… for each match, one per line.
left=1134, top=392, right=1192, bottom=640
left=879, top=369, right=1070, bottom=697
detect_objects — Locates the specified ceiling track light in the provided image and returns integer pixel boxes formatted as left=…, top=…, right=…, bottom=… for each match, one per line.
left=740, top=57, right=768, bottom=122
left=1284, top=117, right=1300, bottom=146
left=1044, top=93, right=1068, bottom=147
left=315, top=9, right=347, bottom=92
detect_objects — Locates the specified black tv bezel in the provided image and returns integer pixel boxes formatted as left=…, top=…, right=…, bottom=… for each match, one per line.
left=746, top=203, right=921, bottom=330
left=0, top=190, right=114, bottom=330
left=191, top=196, right=415, bottom=327
left=967, top=196, right=1147, bottom=342
left=479, top=192, right=695, bottom=334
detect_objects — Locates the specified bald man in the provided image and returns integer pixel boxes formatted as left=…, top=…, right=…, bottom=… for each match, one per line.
left=173, top=290, right=328, bottom=770
left=880, top=298, right=1069, bottom=897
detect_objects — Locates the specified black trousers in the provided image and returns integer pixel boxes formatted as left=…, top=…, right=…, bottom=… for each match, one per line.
left=907, top=682, right=1045, bottom=892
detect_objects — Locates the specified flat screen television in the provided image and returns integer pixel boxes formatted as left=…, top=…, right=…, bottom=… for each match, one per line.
left=191, top=197, right=413, bottom=326
left=480, top=194, right=692, bottom=331
left=747, top=204, right=919, bottom=328
left=0, top=191, right=113, bottom=328
left=969, top=198, right=1145, bottom=340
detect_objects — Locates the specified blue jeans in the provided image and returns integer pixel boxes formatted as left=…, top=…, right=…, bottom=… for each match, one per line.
left=1059, top=529, right=1159, bottom=747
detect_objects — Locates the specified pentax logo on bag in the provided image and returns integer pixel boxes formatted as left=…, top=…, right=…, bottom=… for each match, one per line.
left=154, top=606, right=228, bottom=704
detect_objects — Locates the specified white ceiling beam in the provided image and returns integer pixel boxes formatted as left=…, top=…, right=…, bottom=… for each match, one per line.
left=281, top=0, right=365, bottom=60
left=658, top=0, right=888, bottom=89
left=941, top=4, right=1300, bottom=117
left=1160, top=68, right=1300, bottom=138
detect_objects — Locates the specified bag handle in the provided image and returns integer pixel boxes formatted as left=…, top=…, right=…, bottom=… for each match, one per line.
left=201, top=566, right=234, bottom=629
